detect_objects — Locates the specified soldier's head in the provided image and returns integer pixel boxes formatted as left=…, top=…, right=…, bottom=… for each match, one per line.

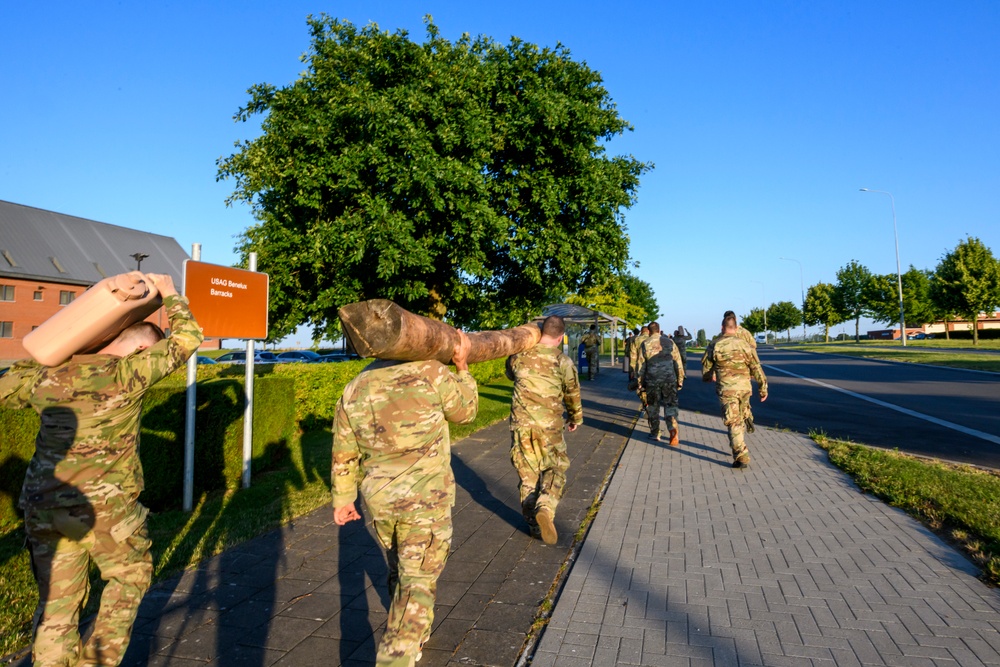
left=640, top=325, right=649, bottom=335
left=722, top=313, right=738, bottom=333
left=648, top=322, right=660, bottom=334
left=589, top=324, right=597, bottom=331
left=540, top=315, right=566, bottom=340
left=101, top=322, right=166, bottom=357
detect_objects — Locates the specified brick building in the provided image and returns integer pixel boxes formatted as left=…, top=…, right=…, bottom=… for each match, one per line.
left=0, top=200, right=193, bottom=362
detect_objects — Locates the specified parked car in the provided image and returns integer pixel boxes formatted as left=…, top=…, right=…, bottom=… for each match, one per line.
left=907, top=332, right=932, bottom=340
left=215, top=351, right=277, bottom=364
left=316, top=353, right=355, bottom=363
left=277, top=350, right=322, bottom=363
left=755, top=333, right=768, bottom=344
left=196, top=356, right=217, bottom=365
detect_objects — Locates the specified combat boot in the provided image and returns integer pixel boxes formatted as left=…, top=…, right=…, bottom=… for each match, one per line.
left=668, top=428, right=679, bottom=447
left=536, top=508, right=558, bottom=545
left=745, top=416, right=755, bottom=433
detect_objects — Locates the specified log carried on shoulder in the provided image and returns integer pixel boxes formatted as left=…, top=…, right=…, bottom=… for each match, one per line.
left=338, top=299, right=541, bottom=364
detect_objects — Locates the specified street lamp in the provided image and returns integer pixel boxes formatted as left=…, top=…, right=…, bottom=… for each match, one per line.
left=131, top=252, right=149, bottom=271
left=859, top=188, right=906, bottom=346
left=750, top=279, right=766, bottom=342
left=779, top=256, right=806, bottom=342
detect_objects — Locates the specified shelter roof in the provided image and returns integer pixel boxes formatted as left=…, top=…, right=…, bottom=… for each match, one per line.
left=539, top=303, right=626, bottom=328
left=0, top=200, right=189, bottom=286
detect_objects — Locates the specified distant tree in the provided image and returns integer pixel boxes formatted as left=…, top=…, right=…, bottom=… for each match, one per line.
left=618, top=273, right=660, bottom=324
left=864, top=267, right=938, bottom=333
left=565, top=279, right=647, bottom=327
left=767, top=301, right=802, bottom=343
left=696, top=328, right=707, bottom=347
left=833, top=260, right=874, bottom=342
left=804, top=282, right=843, bottom=342
left=217, top=16, right=650, bottom=340
left=740, top=308, right=767, bottom=335
left=929, top=237, right=1000, bottom=345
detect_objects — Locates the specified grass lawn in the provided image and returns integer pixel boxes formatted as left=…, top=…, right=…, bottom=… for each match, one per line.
left=812, top=433, right=1000, bottom=587
left=795, top=344, right=1000, bottom=373
left=0, top=377, right=514, bottom=659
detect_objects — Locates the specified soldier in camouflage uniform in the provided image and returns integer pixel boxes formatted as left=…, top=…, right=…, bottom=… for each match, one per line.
left=701, top=312, right=768, bottom=469
left=580, top=325, right=601, bottom=380
left=671, top=326, right=692, bottom=368
left=505, top=316, right=583, bottom=545
left=636, top=322, right=685, bottom=446
left=623, top=330, right=636, bottom=374
left=0, top=274, right=203, bottom=667
left=332, top=334, right=478, bottom=667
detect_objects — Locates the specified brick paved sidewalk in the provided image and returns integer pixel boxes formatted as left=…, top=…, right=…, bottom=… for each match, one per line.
left=532, top=409, right=1000, bottom=666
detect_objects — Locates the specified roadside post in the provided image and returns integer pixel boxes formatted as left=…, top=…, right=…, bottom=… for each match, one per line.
left=182, top=254, right=268, bottom=510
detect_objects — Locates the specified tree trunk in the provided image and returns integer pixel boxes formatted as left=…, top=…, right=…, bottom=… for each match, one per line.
left=824, top=324, right=830, bottom=342
left=944, top=317, right=951, bottom=340
left=855, top=316, right=860, bottom=343
left=339, top=299, right=541, bottom=364
left=973, top=313, right=979, bottom=345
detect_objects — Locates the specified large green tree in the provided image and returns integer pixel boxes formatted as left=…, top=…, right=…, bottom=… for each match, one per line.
left=618, top=273, right=659, bottom=324
left=740, top=308, right=767, bottom=335
left=865, top=266, right=939, bottom=331
left=833, top=260, right=874, bottom=342
left=929, top=237, right=1000, bottom=345
left=767, top=300, right=802, bottom=343
left=217, top=16, right=651, bottom=339
left=804, top=282, right=842, bottom=342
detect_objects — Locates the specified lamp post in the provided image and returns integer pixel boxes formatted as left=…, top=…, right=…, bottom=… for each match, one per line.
left=860, top=188, right=906, bottom=346
left=750, top=279, right=766, bottom=342
left=779, top=257, right=806, bottom=342
left=130, top=252, right=149, bottom=271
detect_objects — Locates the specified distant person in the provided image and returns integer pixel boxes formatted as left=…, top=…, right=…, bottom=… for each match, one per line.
left=671, top=325, right=693, bottom=367
left=332, top=333, right=478, bottom=667
left=505, top=316, right=583, bottom=544
left=0, top=274, right=203, bottom=667
left=628, top=325, right=650, bottom=383
left=623, top=329, right=636, bottom=374
left=636, top=322, right=685, bottom=445
left=580, top=325, right=601, bottom=380
left=701, top=312, right=768, bottom=469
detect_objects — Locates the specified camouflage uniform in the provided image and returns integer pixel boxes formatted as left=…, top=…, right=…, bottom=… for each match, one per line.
left=332, top=360, right=478, bottom=667
left=505, top=345, right=583, bottom=534
left=623, top=334, right=635, bottom=374
left=671, top=329, right=692, bottom=368
left=0, top=294, right=203, bottom=667
left=701, top=334, right=768, bottom=464
left=636, top=335, right=685, bottom=440
left=580, top=330, right=600, bottom=379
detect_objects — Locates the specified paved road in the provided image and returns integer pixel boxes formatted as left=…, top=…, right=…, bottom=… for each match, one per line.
left=680, top=348, right=1000, bottom=469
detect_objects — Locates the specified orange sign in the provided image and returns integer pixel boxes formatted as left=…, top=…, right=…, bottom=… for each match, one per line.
left=183, top=260, right=269, bottom=339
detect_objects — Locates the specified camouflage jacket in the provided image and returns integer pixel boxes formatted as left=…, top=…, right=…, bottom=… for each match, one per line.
left=580, top=332, right=600, bottom=353
left=629, top=333, right=650, bottom=372
left=505, top=345, right=583, bottom=434
left=0, top=295, right=204, bottom=509
left=637, top=334, right=685, bottom=387
left=701, top=333, right=768, bottom=397
left=671, top=331, right=692, bottom=356
left=713, top=326, right=757, bottom=349
left=331, top=360, right=478, bottom=519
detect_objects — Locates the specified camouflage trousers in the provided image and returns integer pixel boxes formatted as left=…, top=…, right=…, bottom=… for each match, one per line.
left=645, top=379, right=679, bottom=438
left=372, top=509, right=452, bottom=667
left=510, top=427, right=569, bottom=527
left=718, top=389, right=753, bottom=462
left=585, top=350, right=599, bottom=378
left=25, top=499, right=152, bottom=667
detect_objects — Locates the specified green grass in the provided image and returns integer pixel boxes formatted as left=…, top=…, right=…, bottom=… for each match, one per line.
left=812, top=432, right=1000, bottom=586
left=0, top=378, right=515, bottom=659
left=796, top=344, right=1000, bottom=372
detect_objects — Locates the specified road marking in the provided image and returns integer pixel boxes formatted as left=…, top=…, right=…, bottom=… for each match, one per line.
left=763, top=364, right=1000, bottom=446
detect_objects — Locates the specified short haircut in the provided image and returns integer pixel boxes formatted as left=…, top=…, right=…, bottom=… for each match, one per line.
left=648, top=321, right=660, bottom=334
left=589, top=324, right=597, bottom=330
left=115, top=322, right=165, bottom=349
left=541, top=315, right=566, bottom=338
left=723, top=313, right=738, bottom=330
left=640, top=325, right=649, bottom=333
left=723, top=310, right=736, bottom=319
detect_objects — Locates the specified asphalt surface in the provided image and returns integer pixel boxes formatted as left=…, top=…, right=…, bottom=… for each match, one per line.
left=680, top=347, right=1000, bottom=469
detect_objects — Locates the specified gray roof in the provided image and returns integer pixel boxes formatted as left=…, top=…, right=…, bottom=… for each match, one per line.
left=539, top=303, right=627, bottom=328
left=0, top=200, right=189, bottom=286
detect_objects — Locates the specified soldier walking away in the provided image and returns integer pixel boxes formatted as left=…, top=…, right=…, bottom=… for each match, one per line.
left=701, top=312, right=768, bottom=469
left=505, top=316, right=583, bottom=545
left=332, top=333, right=478, bottom=667
left=623, top=329, right=636, bottom=374
left=580, top=324, right=601, bottom=380
left=636, top=322, right=685, bottom=446
left=0, top=274, right=203, bottom=667
left=671, top=325, right=693, bottom=368
left=628, top=325, right=651, bottom=417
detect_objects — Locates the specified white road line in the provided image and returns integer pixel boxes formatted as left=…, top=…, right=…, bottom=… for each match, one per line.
left=763, top=364, right=1000, bottom=446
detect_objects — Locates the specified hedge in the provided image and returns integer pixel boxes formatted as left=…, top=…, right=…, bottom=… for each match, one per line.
left=0, top=356, right=509, bottom=529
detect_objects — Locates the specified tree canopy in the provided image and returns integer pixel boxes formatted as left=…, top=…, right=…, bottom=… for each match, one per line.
left=804, top=282, right=842, bottom=342
left=767, top=300, right=802, bottom=342
left=217, top=16, right=651, bottom=339
left=865, top=266, right=938, bottom=330
left=740, top=308, right=766, bottom=335
left=833, top=260, right=873, bottom=342
left=564, top=274, right=650, bottom=327
left=930, top=237, right=1000, bottom=345
left=618, top=273, right=660, bottom=324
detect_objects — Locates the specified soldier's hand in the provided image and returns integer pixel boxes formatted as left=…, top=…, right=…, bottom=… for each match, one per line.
left=567, top=423, right=579, bottom=432
left=334, top=502, right=361, bottom=525
left=677, top=382, right=683, bottom=391
left=146, top=273, right=178, bottom=298
left=452, top=330, right=471, bottom=372
left=760, top=393, right=768, bottom=403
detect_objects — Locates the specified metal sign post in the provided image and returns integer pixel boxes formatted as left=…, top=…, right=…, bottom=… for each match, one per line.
left=183, top=244, right=201, bottom=512
left=242, top=253, right=257, bottom=489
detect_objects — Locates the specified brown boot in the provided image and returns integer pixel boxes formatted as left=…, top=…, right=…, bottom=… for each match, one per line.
left=668, top=428, right=679, bottom=447
left=536, top=508, right=558, bottom=545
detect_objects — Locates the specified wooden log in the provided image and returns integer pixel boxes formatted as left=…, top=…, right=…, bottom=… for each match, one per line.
left=338, top=299, right=541, bottom=364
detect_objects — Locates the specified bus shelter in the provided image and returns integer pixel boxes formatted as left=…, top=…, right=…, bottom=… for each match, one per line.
left=537, top=303, right=629, bottom=367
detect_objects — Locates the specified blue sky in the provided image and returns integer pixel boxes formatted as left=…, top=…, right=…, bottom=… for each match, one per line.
left=2, top=1, right=998, bottom=344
